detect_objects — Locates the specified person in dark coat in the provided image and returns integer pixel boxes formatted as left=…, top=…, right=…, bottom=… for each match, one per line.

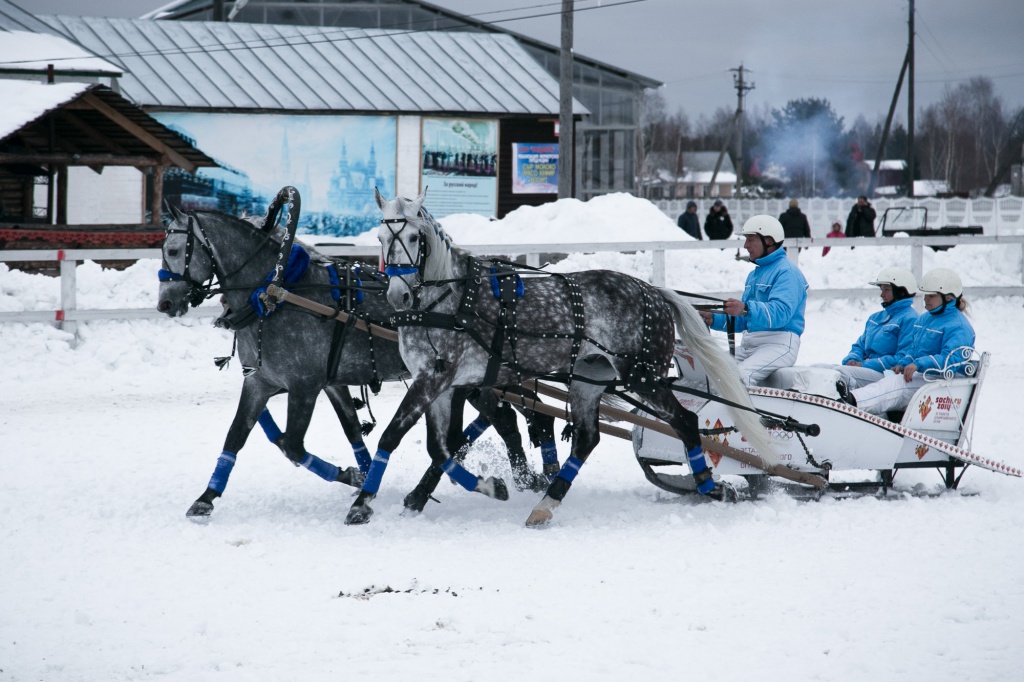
left=704, top=199, right=733, bottom=240
left=845, top=195, right=877, bottom=237
left=676, top=200, right=702, bottom=239
left=779, top=199, right=811, bottom=240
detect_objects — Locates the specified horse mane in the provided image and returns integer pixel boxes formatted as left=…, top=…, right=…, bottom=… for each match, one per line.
left=188, top=208, right=335, bottom=264
left=412, top=207, right=460, bottom=283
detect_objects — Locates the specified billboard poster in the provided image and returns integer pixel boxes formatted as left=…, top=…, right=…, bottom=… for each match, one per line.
left=511, top=142, right=559, bottom=194
left=420, top=118, right=498, bottom=218
left=152, top=112, right=396, bottom=237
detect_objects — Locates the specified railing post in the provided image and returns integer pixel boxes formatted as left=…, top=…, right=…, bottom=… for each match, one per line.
left=59, top=252, right=78, bottom=338
left=651, top=249, right=666, bottom=287
left=787, top=245, right=800, bottom=267
left=910, top=243, right=924, bottom=310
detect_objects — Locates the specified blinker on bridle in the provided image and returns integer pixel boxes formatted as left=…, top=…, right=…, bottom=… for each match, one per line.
left=382, top=216, right=427, bottom=278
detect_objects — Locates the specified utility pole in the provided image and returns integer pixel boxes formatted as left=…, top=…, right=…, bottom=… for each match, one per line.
left=708, top=65, right=753, bottom=195
left=907, top=0, right=916, bottom=197
left=731, top=64, right=754, bottom=190
left=557, top=0, right=574, bottom=199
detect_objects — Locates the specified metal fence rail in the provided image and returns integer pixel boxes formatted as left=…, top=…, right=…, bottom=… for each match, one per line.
left=3, top=234, right=1023, bottom=334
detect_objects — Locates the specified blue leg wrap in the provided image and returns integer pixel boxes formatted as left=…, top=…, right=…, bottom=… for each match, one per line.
left=556, top=456, right=584, bottom=484
left=462, top=417, right=490, bottom=443
left=361, top=449, right=391, bottom=495
left=352, top=442, right=371, bottom=475
left=441, top=458, right=479, bottom=491
left=208, top=451, right=237, bottom=494
left=687, top=446, right=716, bottom=494
left=541, top=440, right=558, bottom=465
left=257, top=409, right=283, bottom=443
left=300, top=452, right=340, bottom=483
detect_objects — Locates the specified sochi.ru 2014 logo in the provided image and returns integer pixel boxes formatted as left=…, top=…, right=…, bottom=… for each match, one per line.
left=918, top=396, right=933, bottom=421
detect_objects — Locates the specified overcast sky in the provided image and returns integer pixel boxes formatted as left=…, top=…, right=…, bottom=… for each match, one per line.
left=25, top=0, right=1024, bottom=126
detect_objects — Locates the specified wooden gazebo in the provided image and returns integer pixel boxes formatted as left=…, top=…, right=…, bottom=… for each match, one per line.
left=0, top=81, right=216, bottom=248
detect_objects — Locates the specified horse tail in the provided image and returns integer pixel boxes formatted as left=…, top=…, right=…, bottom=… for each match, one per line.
left=658, top=289, right=777, bottom=466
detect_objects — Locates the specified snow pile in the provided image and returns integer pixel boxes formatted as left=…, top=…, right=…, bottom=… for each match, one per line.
left=350, top=192, right=692, bottom=246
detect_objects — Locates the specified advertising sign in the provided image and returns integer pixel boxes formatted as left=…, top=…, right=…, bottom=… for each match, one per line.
left=153, top=112, right=397, bottom=236
left=420, top=118, right=498, bottom=218
left=511, top=142, right=559, bottom=194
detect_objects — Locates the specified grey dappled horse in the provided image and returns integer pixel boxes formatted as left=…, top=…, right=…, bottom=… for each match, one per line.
left=343, top=189, right=775, bottom=526
left=156, top=188, right=552, bottom=519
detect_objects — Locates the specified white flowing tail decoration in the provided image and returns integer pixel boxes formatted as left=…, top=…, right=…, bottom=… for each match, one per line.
left=659, top=289, right=778, bottom=466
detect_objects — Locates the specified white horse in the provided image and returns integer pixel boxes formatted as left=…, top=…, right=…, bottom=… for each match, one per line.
left=342, top=189, right=775, bottom=526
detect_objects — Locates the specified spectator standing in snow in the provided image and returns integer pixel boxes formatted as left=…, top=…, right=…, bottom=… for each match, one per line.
left=779, top=199, right=811, bottom=240
left=698, top=215, right=808, bottom=385
left=845, top=195, right=877, bottom=238
left=704, top=199, right=733, bottom=240
left=822, top=221, right=846, bottom=256
left=676, top=200, right=702, bottom=240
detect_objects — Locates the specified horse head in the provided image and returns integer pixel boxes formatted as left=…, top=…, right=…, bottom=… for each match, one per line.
left=157, top=187, right=302, bottom=317
left=157, top=203, right=217, bottom=317
left=374, top=187, right=455, bottom=311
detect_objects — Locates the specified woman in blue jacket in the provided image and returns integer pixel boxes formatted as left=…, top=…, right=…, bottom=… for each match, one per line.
left=698, top=215, right=808, bottom=385
left=770, top=266, right=918, bottom=392
left=839, top=268, right=975, bottom=414
left=834, top=266, right=920, bottom=388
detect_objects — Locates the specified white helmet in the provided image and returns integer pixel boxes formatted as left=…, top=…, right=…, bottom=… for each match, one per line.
left=869, top=267, right=918, bottom=295
left=919, top=267, right=963, bottom=298
left=741, top=215, right=785, bottom=243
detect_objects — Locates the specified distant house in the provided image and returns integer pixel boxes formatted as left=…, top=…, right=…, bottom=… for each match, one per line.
left=640, top=151, right=737, bottom=200
left=863, top=159, right=907, bottom=190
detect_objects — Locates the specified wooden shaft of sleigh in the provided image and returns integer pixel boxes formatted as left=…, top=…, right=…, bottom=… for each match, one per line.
left=521, top=381, right=828, bottom=489
left=265, top=284, right=399, bottom=342
left=266, top=285, right=825, bottom=489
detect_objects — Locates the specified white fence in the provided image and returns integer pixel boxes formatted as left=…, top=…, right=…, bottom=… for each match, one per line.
left=655, top=197, right=1024, bottom=237
left=3, top=234, right=1024, bottom=335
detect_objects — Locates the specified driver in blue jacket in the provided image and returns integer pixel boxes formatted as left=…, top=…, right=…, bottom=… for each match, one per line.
left=698, top=215, right=808, bottom=385
left=838, top=268, right=976, bottom=414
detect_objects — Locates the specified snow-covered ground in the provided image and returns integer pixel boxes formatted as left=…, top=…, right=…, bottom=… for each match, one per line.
left=2, top=195, right=1022, bottom=681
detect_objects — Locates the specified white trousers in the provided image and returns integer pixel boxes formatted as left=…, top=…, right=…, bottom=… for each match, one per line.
left=851, top=372, right=926, bottom=415
left=735, top=331, right=801, bottom=386
left=817, top=363, right=885, bottom=390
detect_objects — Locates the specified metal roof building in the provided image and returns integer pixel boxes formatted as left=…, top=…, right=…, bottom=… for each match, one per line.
left=40, top=16, right=585, bottom=117
left=140, top=0, right=659, bottom=199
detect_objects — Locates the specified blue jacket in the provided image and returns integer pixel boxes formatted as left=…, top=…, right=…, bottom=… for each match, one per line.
left=843, top=298, right=918, bottom=372
left=898, top=304, right=976, bottom=375
left=710, top=248, right=808, bottom=335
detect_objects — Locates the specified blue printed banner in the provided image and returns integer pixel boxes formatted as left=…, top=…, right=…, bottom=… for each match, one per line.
left=511, top=143, right=559, bottom=194
left=152, top=112, right=397, bottom=237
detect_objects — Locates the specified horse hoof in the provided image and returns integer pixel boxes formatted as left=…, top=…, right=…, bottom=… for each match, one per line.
left=345, top=503, right=374, bottom=525
left=707, top=481, right=739, bottom=503
left=336, top=466, right=365, bottom=488
left=525, top=495, right=560, bottom=527
left=476, top=476, right=509, bottom=501
left=186, top=499, right=214, bottom=519
left=403, top=487, right=430, bottom=513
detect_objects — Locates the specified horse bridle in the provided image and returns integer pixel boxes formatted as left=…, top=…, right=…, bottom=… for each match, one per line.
left=158, top=212, right=275, bottom=308
left=158, top=214, right=222, bottom=307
